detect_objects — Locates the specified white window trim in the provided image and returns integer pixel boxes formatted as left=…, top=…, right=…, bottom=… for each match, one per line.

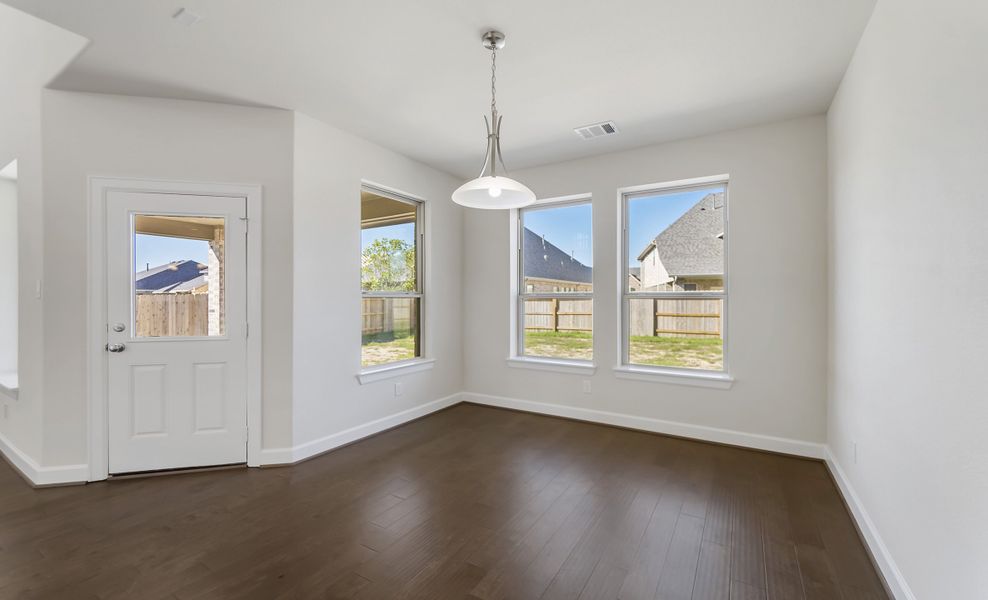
left=0, top=370, right=17, bottom=400
left=509, top=194, right=595, bottom=369
left=359, top=183, right=427, bottom=376
left=507, top=356, right=597, bottom=376
left=616, top=174, right=731, bottom=383
left=613, top=365, right=733, bottom=389
left=357, top=357, right=435, bottom=385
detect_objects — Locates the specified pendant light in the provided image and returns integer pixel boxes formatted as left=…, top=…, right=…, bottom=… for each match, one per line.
left=451, top=30, right=536, bottom=210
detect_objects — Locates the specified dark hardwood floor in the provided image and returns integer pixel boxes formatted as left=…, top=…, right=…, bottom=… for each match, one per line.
left=0, top=404, right=887, bottom=599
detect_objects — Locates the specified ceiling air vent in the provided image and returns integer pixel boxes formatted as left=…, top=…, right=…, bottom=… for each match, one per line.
left=574, top=121, right=619, bottom=140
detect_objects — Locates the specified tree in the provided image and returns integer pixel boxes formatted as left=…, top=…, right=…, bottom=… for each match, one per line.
left=361, top=238, right=415, bottom=291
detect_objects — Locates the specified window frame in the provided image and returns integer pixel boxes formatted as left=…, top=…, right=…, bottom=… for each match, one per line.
left=617, top=175, right=731, bottom=382
left=511, top=194, right=595, bottom=371
left=359, top=184, right=426, bottom=373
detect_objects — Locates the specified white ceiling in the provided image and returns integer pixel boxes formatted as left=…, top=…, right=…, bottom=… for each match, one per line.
left=5, top=0, right=875, bottom=177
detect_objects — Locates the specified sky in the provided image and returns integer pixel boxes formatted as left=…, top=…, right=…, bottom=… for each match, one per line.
left=523, top=203, right=593, bottom=266
left=135, top=234, right=208, bottom=272
left=361, top=222, right=415, bottom=250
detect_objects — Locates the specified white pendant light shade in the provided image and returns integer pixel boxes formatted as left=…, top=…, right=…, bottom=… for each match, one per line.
left=451, top=175, right=535, bottom=209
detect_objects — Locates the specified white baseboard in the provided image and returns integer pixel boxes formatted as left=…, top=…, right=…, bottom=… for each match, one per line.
left=260, top=392, right=463, bottom=466
left=824, top=447, right=915, bottom=600
left=257, top=445, right=294, bottom=465
left=0, top=430, right=88, bottom=487
left=461, top=392, right=826, bottom=459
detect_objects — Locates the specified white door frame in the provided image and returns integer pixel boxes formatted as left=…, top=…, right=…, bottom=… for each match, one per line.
left=87, top=177, right=263, bottom=481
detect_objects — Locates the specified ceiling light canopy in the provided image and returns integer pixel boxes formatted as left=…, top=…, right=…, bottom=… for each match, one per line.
left=451, top=31, right=535, bottom=210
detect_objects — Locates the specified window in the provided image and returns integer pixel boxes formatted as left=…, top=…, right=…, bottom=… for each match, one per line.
left=517, top=198, right=593, bottom=362
left=361, top=187, right=423, bottom=368
left=133, top=215, right=225, bottom=337
left=622, top=178, right=727, bottom=373
left=0, top=159, right=17, bottom=397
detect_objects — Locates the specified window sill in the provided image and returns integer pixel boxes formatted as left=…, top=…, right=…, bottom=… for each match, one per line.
left=507, top=357, right=597, bottom=376
left=357, top=358, right=435, bottom=385
left=0, top=371, right=18, bottom=400
left=612, top=366, right=733, bottom=389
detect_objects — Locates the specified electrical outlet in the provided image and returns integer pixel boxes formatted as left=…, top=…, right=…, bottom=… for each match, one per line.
left=394, top=382, right=403, bottom=397
left=582, top=380, right=591, bottom=394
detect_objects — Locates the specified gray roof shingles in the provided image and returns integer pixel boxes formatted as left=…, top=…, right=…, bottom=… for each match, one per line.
left=640, top=192, right=724, bottom=277
left=523, top=227, right=592, bottom=284
left=135, top=260, right=206, bottom=292
left=161, top=274, right=208, bottom=293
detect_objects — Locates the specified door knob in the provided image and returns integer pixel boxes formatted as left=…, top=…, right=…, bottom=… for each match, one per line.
left=106, top=343, right=126, bottom=353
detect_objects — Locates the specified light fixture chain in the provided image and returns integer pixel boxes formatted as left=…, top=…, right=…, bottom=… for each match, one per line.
left=490, top=44, right=497, bottom=118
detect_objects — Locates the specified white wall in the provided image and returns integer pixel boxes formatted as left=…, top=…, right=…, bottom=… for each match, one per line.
left=289, top=113, right=463, bottom=456
left=40, top=91, right=296, bottom=464
left=827, top=1, right=988, bottom=598
left=463, top=116, right=829, bottom=446
left=0, top=4, right=86, bottom=464
left=32, top=94, right=463, bottom=468
left=0, top=178, right=16, bottom=373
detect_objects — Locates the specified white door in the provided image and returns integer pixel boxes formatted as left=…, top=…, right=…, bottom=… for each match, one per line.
left=106, top=191, right=248, bottom=474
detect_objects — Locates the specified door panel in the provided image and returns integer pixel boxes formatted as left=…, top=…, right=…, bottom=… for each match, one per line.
left=107, top=191, right=247, bottom=474
left=193, top=362, right=227, bottom=432
left=131, top=364, right=167, bottom=436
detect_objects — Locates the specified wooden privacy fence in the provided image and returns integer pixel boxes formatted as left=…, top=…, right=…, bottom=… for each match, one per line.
left=630, top=297, right=722, bottom=338
left=524, top=298, right=593, bottom=333
left=362, top=297, right=416, bottom=336
left=136, top=293, right=208, bottom=337
left=523, top=297, right=722, bottom=339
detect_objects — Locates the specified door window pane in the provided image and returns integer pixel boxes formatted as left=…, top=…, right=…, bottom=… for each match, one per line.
left=133, top=215, right=225, bottom=337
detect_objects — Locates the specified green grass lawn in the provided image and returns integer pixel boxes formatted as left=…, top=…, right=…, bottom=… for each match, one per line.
left=523, top=331, right=594, bottom=360
left=363, top=330, right=723, bottom=370
left=524, top=331, right=723, bottom=370
left=361, top=331, right=416, bottom=367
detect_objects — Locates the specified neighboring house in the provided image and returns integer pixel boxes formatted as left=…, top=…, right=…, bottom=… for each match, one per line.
left=628, top=267, right=642, bottom=291
left=136, top=260, right=208, bottom=294
left=523, top=227, right=592, bottom=292
left=637, top=192, right=725, bottom=291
